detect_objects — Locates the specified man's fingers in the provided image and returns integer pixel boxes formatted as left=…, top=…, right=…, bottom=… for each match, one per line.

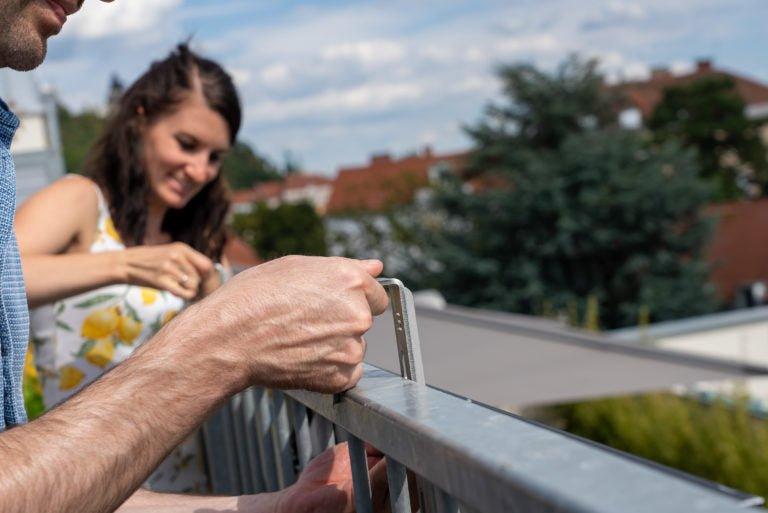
left=355, top=258, right=384, bottom=277
left=363, top=277, right=389, bottom=316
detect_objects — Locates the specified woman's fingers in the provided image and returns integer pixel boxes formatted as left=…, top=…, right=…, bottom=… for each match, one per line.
left=157, top=274, right=197, bottom=300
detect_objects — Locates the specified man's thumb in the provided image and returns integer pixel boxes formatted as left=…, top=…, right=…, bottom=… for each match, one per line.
left=358, top=259, right=384, bottom=277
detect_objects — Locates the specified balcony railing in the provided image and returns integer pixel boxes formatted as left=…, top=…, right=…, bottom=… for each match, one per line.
left=201, top=362, right=762, bottom=512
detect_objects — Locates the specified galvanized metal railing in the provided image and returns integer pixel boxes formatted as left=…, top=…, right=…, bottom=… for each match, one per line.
left=200, top=279, right=763, bottom=512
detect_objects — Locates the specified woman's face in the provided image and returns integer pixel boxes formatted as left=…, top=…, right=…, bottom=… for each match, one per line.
left=143, top=91, right=231, bottom=210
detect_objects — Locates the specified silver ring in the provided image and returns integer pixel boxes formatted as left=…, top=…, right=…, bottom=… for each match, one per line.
left=180, top=274, right=190, bottom=285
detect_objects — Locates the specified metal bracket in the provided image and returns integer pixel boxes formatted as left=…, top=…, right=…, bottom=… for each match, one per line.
left=377, top=278, right=426, bottom=384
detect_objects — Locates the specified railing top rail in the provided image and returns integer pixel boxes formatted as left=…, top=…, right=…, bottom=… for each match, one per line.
left=289, top=364, right=758, bottom=513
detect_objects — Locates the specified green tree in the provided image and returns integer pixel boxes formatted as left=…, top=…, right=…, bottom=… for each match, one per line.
left=57, top=105, right=105, bottom=174
left=223, top=142, right=281, bottom=190
left=466, top=55, right=619, bottom=175
left=342, top=57, right=718, bottom=328
left=649, top=76, right=768, bottom=200
left=231, top=202, right=327, bottom=260
left=399, top=131, right=717, bottom=328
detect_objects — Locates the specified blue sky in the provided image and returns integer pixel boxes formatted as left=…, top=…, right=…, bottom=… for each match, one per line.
left=32, top=0, right=768, bottom=175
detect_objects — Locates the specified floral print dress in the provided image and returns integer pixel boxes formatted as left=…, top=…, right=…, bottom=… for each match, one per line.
left=29, top=179, right=208, bottom=493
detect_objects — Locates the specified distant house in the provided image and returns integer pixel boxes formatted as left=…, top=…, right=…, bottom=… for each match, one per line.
left=612, top=59, right=768, bottom=136
left=706, top=199, right=768, bottom=306
left=326, top=146, right=466, bottom=216
left=231, top=173, right=334, bottom=215
left=222, top=232, right=262, bottom=273
left=0, top=69, right=65, bottom=205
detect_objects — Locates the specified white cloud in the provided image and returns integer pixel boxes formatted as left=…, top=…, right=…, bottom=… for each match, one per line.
left=35, top=0, right=768, bottom=173
left=258, top=63, right=291, bottom=87
left=250, top=81, right=424, bottom=123
left=321, top=40, right=406, bottom=67
left=66, top=0, right=183, bottom=39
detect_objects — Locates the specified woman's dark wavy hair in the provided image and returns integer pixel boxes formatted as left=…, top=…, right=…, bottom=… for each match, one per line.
left=84, top=44, right=241, bottom=261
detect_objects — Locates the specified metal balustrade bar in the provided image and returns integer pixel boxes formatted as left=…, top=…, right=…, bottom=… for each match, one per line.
left=202, top=364, right=761, bottom=512
left=286, top=364, right=758, bottom=513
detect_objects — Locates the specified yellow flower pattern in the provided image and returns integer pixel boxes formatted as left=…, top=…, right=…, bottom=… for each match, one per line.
left=104, top=216, right=122, bottom=243
left=117, top=315, right=143, bottom=345
left=29, top=178, right=206, bottom=492
left=59, top=365, right=85, bottom=391
left=81, top=306, right=120, bottom=339
left=141, top=288, right=158, bottom=305
left=84, top=337, right=116, bottom=368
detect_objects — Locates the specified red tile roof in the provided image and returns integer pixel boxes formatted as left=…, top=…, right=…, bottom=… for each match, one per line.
left=231, top=181, right=283, bottom=204
left=231, top=175, right=333, bottom=205
left=706, top=199, right=768, bottom=301
left=326, top=148, right=467, bottom=215
left=613, top=60, right=768, bottom=118
left=223, top=233, right=262, bottom=271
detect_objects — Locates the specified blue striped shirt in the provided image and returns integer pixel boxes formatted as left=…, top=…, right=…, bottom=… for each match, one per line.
left=0, top=98, right=30, bottom=430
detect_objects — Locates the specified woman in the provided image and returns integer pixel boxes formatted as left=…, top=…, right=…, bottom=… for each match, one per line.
left=15, top=44, right=240, bottom=492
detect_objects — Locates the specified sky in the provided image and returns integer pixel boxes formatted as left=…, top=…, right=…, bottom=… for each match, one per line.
left=30, top=0, right=768, bottom=175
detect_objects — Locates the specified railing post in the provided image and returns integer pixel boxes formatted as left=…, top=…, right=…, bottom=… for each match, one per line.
left=291, top=399, right=312, bottom=471
left=272, top=391, right=297, bottom=488
left=386, top=457, right=412, bottom=513
left=347, top=432, right=374, bottom=513
left=241, top=388, right=267, bottom=493
left=309, top=414, right=335, bottom=457
left=253, top=388, right=279, bottom=492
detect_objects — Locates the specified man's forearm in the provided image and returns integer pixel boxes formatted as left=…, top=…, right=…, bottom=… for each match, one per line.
left=0, top=309, right=242, bottom=513
left=116, top=489, right=280, bottom=513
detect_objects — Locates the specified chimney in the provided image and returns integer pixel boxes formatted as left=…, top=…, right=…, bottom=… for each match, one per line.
left=422, top=145, right=433, bottom=158
left=371, top=153, right=392, bottom=166
left=696, top=59, right=713, bottom=73
left=650, top=67, right=671, bottom=80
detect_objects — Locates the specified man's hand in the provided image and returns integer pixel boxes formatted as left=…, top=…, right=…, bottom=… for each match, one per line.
left=277, top=443, right=389, bottom=513
left=172, top=256, right=389, bottom=393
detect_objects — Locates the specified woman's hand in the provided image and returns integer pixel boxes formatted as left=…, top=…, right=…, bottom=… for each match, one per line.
left=276, top=443, right=390, bottom=513
left=119, top=242, right=214, bottom=300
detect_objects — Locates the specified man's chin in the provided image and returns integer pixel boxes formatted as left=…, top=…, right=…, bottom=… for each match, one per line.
left=4, top=45, right=46, bottom=71
left=1, top=23, right=48, bottom=71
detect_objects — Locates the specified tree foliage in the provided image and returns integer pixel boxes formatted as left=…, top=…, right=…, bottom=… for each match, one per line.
left=547, top=393, right=768, bottom=499
left=399, top=131, right=717, bottom=328
left=58, top=105, right=105, bottom=174
left=466, top=56, right=619, bottom=174
left=231, top=202, right=327, bottom=261
left=339, top=57, right=718, bottom=329
left=223, top=142, right=281, bottom=190
left=649, top=76, right=768, bottom=200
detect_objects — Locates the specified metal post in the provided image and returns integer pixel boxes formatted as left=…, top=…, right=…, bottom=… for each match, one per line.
left=433, top=486, right=459, bottom=513
left=201, top=404, right=241, bottom=494
left=230, top=393, right=254, bottom=493
left=309, top=414, right=335, bottom=457
left=347, top=433, right=373, bottom=513
left=386, top=457, right=412, bottom=513
left=254, top=388, right=279, bottom=492
left=272, top=391, right=297, bottom=487
left=291, top=398, right=313, bottom=471
left=241, top=388, right=267, bottom=493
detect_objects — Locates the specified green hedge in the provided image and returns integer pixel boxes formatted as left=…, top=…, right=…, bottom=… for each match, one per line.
left=549, top=393, right=768, bottom=499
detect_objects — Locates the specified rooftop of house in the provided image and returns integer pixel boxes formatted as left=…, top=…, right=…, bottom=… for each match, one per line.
left=231, top=174, right=334, bottom=205
left=612, top=59, right=768, bottom=118
left=222, top=233, right=261, bottom=271
left=325, top=146, right=467, bottom=215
